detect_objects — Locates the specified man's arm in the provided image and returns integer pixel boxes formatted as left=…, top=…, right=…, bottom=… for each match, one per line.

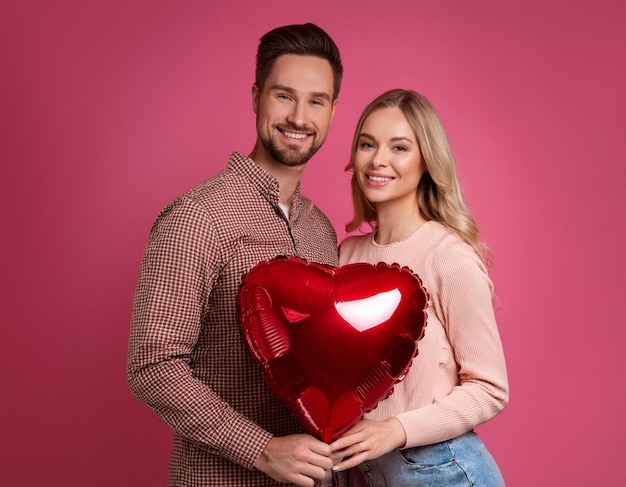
left=128, top=196, right=335, bottom=483
left=127, top=196, right=271, bottom=468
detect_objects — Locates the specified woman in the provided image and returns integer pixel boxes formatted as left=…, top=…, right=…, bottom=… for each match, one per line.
left=330, top=89, right=509, bottom=486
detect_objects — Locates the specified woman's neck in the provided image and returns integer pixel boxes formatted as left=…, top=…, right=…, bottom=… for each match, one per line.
left=374, top=205, right=427, bottom=245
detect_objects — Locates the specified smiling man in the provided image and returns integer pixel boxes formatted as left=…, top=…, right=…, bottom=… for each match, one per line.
left=250, top=53, right=337, bottom=209
left=127, top=24, right=343, bottom=487
left=252, top=54, right=335, bottom=169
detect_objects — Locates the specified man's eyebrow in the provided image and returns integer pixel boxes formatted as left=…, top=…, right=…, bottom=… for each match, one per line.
left=269, top=84, right=332, bottom=102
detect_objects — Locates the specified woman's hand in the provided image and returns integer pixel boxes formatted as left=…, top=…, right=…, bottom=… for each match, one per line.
left=329, top=417, right=407, bottom=472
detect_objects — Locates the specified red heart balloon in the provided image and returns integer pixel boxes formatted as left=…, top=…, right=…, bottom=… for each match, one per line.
left=238, top=256, right=428, bottom=443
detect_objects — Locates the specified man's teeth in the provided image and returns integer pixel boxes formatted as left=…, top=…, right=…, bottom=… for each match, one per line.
left=283, top=131, right=308, bottom=140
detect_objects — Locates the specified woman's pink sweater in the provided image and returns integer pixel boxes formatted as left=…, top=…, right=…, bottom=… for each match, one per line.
left=339, top=221, right=509, bottom=448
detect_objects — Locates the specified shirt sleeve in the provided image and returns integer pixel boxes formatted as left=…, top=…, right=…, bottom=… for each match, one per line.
left=397, top=239, right=509, bottom=447
left=126, top=195, right=272, bottom=469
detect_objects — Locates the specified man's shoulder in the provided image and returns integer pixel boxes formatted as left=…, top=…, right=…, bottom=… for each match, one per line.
left=150, top=163, right=240, bottom=223
left=183, top=163, right=250, bottom=205
left=186, top=171, right=229, bottom=199
left=296, top=192, right=321, bottom=214
left=294, top=193, right=336, bottom=230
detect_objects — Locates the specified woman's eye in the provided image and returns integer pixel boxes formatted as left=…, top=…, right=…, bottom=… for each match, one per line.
left=393, top=145, right=407, bottom=152
left=360, top=142, right=375, bottom=149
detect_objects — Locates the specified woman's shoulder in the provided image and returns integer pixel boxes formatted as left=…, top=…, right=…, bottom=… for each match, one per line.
left=426, top=223, right=491, bottom=290
left=338, top=232, right=373, bottom=264
left=340, top=232, right=371, bottom=246
left=340, top=234, right=372, bottom=253
left=424, top=222, right=475, bottom=255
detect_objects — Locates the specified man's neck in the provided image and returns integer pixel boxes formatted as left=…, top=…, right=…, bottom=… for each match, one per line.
left=248, top=144, right=305, bottom=205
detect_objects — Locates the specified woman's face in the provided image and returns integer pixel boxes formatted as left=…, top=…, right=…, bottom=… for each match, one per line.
left=353, top=107, right=425, bottom=211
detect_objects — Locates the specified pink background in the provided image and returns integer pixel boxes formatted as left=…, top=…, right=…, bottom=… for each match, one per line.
left=1, top=1, right=624, bottom=486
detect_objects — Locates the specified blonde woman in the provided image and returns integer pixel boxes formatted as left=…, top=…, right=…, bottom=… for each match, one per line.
left=331, top=89, right=509, bottom=486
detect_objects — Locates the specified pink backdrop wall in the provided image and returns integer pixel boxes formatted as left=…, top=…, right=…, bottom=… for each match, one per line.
left=1, top=1, right=624, bottom=486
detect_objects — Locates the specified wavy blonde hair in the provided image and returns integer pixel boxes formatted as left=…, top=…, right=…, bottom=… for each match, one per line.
left=345, top=89, right=491, bottom=264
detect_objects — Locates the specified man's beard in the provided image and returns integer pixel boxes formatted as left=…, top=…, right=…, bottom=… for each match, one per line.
left=261, top=128, right=323, bottom=167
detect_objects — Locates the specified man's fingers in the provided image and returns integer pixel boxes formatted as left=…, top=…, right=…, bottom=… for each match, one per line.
left=308, top=440, right=332, bottom=457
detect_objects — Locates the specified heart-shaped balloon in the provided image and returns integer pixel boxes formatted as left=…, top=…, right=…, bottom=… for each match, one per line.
left=238, top=256, right=428, bottom=443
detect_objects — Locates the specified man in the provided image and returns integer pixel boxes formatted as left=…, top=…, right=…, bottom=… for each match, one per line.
left=127, top=23, right=342, bottom=487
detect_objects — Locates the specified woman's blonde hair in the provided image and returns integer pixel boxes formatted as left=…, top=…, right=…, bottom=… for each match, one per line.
left=345, top=89, right=491, bottom=264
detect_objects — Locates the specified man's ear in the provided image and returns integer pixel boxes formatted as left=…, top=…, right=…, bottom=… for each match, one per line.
left=252, top=84, right=259, bottom=114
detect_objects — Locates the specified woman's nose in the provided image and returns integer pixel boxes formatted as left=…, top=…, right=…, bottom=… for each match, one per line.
left=372, top=149, right=388, bottom=167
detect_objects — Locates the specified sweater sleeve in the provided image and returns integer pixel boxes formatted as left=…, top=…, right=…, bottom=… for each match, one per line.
left=126, top=196, right=272, bottom=469
left=397, top=238, right=509, bottom=447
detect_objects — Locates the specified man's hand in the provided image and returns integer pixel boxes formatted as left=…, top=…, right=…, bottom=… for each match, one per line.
left=254, top=434, right=333, bottom=487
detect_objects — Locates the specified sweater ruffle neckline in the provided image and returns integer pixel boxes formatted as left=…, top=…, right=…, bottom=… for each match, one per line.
left=371, top=221, right=432, bottom=248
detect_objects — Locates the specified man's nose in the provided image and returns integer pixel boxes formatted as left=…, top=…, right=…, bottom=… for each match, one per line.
left=286, top=101, right=307, bottom=127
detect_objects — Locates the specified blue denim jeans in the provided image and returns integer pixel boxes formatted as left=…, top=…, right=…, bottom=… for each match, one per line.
left=338, top=431, right=505, bottom=486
